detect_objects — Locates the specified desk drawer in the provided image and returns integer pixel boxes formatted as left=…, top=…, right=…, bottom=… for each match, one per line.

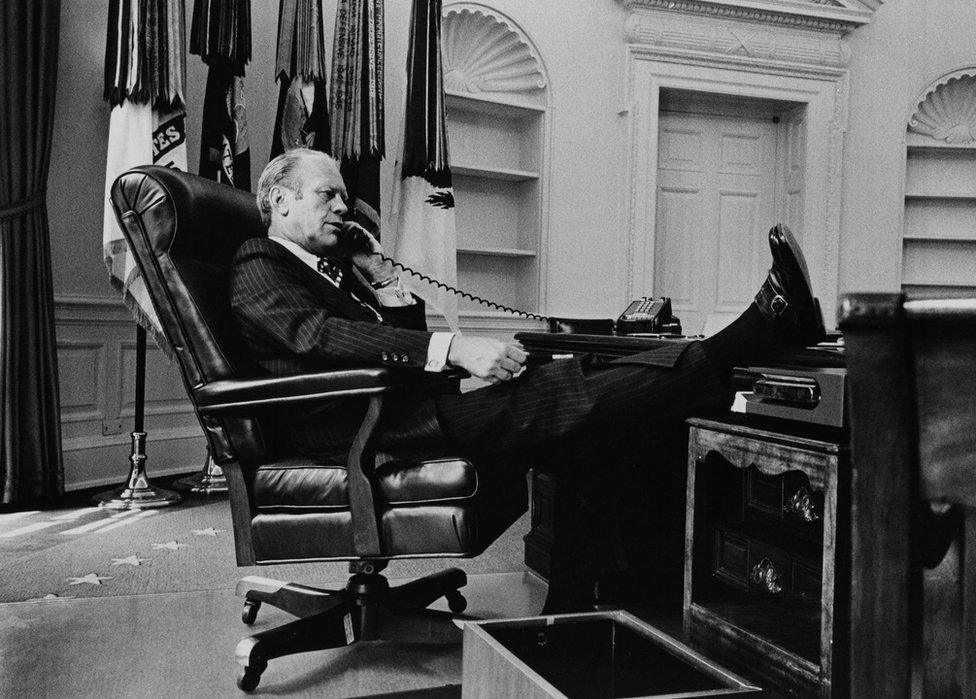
left=744, top=469, right=824, bottom=534
left=713, top=527, right=822, bottom=597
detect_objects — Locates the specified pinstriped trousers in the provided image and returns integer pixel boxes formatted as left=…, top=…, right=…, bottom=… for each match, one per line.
left=433, top=341, right=731, bottom=465
left=429, top=340, right=731, bottom=587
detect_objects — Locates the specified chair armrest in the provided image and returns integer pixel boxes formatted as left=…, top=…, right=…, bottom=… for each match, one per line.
left=194, top=368, right=397, bottom=413
left=194, top=365, right=469, bottom=414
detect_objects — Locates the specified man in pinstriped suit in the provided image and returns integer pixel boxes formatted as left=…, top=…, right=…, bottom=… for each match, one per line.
left=230, top=148, right=826, bottom=611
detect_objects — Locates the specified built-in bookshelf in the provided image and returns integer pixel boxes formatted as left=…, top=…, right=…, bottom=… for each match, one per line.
left=902, top=72, right=976, bottom=298
left=442, top=5, right=549, bottom=317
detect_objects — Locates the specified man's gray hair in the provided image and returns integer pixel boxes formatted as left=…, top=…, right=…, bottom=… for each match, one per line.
left=255, top=148, right=340, bottom=227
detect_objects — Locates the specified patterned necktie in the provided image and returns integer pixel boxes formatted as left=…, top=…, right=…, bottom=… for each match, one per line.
left=316, top=256, right=382, bottom=321
left=316, top=257, right=343, bottom=285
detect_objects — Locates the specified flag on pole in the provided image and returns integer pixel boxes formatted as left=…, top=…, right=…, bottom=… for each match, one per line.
left=270, top=0, right=330, bottom=159
left=331, top=0, right=384, bottom=238
left=103, top=0, right=188, bottom=355
left=190, top=0, right=251, bottom=189
left=390, top=0, right=458, bottom=329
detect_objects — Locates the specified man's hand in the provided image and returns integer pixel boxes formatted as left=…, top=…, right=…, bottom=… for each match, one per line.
left=448, top=336, right=527, bottom=384
left=341, top=222, right=395, bottom=284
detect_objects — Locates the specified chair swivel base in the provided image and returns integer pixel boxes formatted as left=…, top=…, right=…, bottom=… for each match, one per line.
left=233, top=566, right=469, bottom=692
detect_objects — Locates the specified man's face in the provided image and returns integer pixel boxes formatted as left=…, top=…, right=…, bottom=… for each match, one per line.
left=274, top=156, right=349, bottom=256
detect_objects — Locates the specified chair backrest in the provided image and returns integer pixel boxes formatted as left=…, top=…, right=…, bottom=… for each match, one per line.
left=110, top=166, right=268, bottom=463
left=840, top=292, right=976, bottom=697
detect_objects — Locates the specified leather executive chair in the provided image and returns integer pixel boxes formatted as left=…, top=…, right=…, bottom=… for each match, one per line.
left=109, top=165, right=527, bottom=692
left=840, top=293, right=976, bottom=697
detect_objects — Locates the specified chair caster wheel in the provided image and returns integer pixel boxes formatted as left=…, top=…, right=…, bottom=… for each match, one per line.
left=446, top=591, right=467, bottom=614
left=242, top=599, right=262, bottom=625
left=238, top=666, right=263, bottom=692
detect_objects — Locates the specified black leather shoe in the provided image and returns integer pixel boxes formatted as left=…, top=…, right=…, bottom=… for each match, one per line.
left=755, top=224, right=826, bottom=346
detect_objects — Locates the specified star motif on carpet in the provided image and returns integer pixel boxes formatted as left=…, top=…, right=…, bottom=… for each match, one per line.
left=151, top=541, right=187, bottom=551
left=67, top=573, right=113, bottom=586
left=191, top=527, right=225, bottom=537
left=112, top=555, right=150, bottom=566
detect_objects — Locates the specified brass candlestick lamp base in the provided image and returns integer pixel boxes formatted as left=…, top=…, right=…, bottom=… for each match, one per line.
left=94, top=431, right=182, bottom=509
left=174, top=448, right=228, bottom=495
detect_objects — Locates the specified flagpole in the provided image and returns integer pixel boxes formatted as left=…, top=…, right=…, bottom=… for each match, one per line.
left=93, top=325, right=181, bottom=509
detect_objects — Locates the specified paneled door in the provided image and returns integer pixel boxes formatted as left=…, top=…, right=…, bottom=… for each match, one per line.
left=654, top=111, right=779, bottom=336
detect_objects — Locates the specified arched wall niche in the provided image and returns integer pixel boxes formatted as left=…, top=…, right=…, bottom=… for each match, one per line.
left=908, top=69, right=976, bottom=146
left=900, top=67, right=976, bottom=298
left=438, top=3, right=552, bottom=322
left=442, top=2, right=549, bottom=107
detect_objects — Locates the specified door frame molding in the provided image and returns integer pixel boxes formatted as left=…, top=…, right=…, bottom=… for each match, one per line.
left=623, top=10, right=850, bottom=329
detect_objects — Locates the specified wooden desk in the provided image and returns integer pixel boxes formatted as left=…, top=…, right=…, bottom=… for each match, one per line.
left=514, top=332, right=688, bottom=580
left=513, top=331, right=843, bottom=581
left=684, top=417, right=849, bottom=698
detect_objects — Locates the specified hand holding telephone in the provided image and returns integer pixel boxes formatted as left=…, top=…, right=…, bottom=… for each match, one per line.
left=336, top=221, right=372, bottom=252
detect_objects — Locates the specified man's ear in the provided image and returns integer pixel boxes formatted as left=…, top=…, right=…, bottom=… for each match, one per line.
left=269, top=185, right=290, bottom=216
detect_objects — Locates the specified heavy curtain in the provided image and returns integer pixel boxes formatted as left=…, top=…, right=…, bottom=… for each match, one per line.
left=0, top=1, right=65, bottom=503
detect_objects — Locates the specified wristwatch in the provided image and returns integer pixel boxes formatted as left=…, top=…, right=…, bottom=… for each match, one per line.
left=371, top=275, right=398, bottom=290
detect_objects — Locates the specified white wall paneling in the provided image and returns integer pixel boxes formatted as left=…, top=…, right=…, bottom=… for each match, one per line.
left=55, top=296, right=204, bottom=490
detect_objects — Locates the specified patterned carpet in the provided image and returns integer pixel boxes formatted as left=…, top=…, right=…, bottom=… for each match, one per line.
left=0, top=496, right=530, bottom=603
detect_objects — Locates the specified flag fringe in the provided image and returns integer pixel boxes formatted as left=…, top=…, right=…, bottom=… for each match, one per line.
left=105, top=274, right=175, bottom=360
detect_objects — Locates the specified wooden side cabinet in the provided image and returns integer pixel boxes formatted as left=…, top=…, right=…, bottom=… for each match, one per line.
left=684, top=417, right=850, bottom=697
left=524, top=470, right=555, bottom=579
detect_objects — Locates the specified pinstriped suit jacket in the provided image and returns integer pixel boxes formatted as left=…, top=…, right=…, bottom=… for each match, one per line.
left=230, top=237, right=444, bottom=455
left=231, top=237, right=434, bottom=376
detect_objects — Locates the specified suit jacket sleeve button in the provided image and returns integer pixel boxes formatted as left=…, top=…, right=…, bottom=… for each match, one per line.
left=381, top=352, right=389, bottom=362
left=402, top=354, right=410, bottom=363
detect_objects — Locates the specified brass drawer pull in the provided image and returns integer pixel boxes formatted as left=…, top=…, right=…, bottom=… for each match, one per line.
left=785, top=486, right=820, bottom=522
left=750, top=557, right=783, bottom=594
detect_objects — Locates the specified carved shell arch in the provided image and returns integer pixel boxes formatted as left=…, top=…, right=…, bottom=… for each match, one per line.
left=909, top=68, right=976, bottom=145
left=442, top=2, right=549, bottom=105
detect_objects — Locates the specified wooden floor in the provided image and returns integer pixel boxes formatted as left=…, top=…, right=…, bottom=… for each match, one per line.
left=0, top=571, right=549, bottom=698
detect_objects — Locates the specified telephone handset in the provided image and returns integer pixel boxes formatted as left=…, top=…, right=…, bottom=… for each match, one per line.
left=615, top=297, right=682, bottom=335
left=336, top=221, right=372, bottom=251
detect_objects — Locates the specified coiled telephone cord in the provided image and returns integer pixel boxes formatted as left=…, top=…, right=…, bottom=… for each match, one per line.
left=380, top=255, right=549, bottom=322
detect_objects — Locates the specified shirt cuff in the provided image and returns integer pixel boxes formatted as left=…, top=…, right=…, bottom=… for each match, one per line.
left=425, top=332, right=455, bottom=372
left=373, top=276, right=415, bottom=307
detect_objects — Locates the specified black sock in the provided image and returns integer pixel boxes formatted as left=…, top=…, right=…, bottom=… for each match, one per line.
left=699, top=303, right=779, bottom=373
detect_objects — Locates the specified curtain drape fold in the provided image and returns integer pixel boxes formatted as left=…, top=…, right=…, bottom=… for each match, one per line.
left=0, top=0, right=65, bottom=503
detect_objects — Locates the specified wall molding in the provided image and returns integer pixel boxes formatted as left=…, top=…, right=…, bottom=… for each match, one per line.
left=621, top=0, right=877, bottom=34
left=55, top=294, right=132, bottom=325
left=624, top=29, right=848, bottom=328
left=623, top=6, right=853, bottom=71
left=56, top=339, right=108, bottom=423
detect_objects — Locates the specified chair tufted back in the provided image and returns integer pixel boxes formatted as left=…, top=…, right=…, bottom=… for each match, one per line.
left=110, top=166, right=268, bottom=463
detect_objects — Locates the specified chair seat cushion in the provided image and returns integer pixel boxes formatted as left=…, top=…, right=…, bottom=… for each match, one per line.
left=253, top=456, right=477, bottom=512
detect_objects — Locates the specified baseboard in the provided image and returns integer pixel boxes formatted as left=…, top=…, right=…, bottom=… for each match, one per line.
left=65, top=462, right=201, bottom=492
left=63, top=428, right=208, bottom=491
